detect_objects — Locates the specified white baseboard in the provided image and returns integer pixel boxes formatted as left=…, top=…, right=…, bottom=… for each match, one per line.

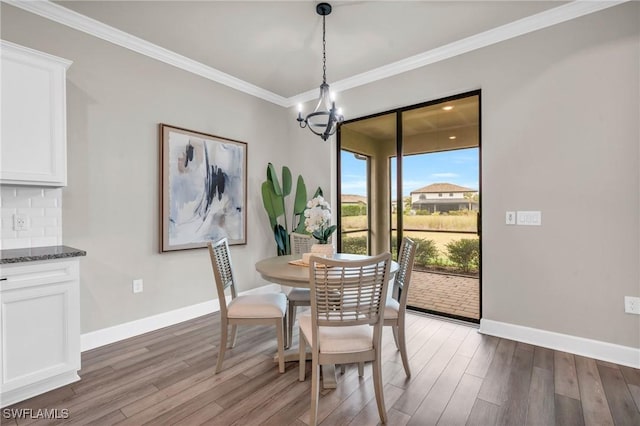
left=80, top=283, right=281, bottom=352
left=479, top=319, right=640, bottom=369
left=1, top=371, right=80, bottom=408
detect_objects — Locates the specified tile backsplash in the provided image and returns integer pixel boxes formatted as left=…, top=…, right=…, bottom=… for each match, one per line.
left=0, top=186, right=62, bottom=250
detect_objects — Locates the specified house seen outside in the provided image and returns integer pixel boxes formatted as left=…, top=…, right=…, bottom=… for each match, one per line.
left=342, top=182, right=480, bottom=276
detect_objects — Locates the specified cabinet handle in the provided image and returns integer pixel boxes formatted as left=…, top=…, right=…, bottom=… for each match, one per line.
left=0, top=278, right=7, bottom=281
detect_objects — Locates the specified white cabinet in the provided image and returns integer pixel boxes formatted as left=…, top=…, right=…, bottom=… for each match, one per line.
left=0, top=259, right=80, bottom=407
left=1, top=40, right=72, bottom=186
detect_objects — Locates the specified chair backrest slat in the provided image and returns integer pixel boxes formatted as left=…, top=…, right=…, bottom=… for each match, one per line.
left=291, top=233, right=315, bottom=254
left=208, top=238, right=237, bottom=314
left=396, top=237, right=417, bottom=308
left=310, top=253, right=392, bottom=327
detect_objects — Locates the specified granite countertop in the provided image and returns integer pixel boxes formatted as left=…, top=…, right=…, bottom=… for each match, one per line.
left=0, top=245, right=86, bottom=264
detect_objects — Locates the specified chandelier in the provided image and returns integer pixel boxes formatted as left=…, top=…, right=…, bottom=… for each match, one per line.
left=296, top=2, right=344, bottom=141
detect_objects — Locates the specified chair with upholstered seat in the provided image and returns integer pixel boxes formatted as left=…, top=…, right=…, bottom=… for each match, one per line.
left=299, top=253, right=392, bottom=426
left=384, top=237, right=417, bottom=377
left=286, top=232, right=315, bottom=348
left=208, top=238, right=287, bottom=373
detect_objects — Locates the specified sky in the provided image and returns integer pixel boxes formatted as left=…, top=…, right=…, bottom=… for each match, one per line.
left=341, top=147, right=479, bottom=200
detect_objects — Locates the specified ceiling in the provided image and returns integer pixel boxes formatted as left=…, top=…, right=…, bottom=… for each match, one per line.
left=343, top=93, right=479, bottom=144
left=10, top=1, right=623, bottom=106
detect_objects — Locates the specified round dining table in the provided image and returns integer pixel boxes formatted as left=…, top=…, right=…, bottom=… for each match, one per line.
left=256, top=253, right=399, bottom=287
left=255, top=253, right=399, bottom=389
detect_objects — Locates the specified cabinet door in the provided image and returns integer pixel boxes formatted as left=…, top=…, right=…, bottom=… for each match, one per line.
left=0, top=41, right=72, bottom=186
left=0, top=261, right=80, bottom=393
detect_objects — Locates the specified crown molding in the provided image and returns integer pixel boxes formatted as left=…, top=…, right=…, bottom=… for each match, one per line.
left=4, top=0, right=628, bottom=109
left=288, top=0, right=629, bottom=107
left=2, top=0, right=289, bottom=107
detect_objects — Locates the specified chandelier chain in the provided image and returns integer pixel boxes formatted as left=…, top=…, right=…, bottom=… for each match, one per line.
left=322, top=14, right=327, bottom=84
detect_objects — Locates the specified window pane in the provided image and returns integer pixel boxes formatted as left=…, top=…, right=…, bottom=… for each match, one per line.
left=340, top=150, right=369, bottom=254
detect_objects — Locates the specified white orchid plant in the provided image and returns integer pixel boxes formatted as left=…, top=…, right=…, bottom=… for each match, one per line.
left=304, top=196, right=337, bottom=244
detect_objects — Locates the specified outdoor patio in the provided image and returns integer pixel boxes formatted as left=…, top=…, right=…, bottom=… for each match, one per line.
left=407, top=270, right=479, bottom=320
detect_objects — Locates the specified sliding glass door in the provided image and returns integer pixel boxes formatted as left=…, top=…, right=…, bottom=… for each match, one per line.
left=338, top=91, right=481, bottom=323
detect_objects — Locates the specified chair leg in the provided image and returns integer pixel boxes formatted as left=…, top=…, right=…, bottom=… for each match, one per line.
left=229, top=324, right=238, bottom=348
left=310, top=355, right=320, bottom=426
left=276, top=318, right=285, bottom=373
left=215, top=319, right=228, bottom=374
left=398, top=321, right=411, bottom=377
left=287, top=302, right=296, bottom=349
left=392, top=324, right=399, bottom=349
left=299, top=332, right=307, bottom=381
left=358, top=362, right=365, bottom=377
left=372, top=352, right=388, bottom=424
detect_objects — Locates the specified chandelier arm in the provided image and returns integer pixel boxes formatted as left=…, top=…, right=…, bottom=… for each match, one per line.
left=323, top=110, right=336, bottom=140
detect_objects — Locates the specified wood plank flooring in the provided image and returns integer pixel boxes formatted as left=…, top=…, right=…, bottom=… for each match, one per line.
left=3, top=312, right=639, bottom=425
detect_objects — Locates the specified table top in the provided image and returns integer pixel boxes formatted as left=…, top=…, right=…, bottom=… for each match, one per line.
left=255, top=253, right=399, bottom=288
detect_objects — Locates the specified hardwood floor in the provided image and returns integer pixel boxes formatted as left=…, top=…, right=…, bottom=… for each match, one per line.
left=3, top=312, right=639, bottom=425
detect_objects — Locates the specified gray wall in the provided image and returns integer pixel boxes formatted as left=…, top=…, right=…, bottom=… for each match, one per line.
left=314, top=3, right=637, bottom=348
left=0, top=4, right=310, bottom=333
left=2, top=3, right=638, bottom=350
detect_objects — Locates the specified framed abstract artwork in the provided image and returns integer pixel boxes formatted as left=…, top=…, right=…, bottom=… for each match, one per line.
left=160, top=124, right=247, bottom=252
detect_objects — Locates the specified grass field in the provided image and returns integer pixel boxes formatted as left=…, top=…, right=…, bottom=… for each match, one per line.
left=342, top=213, right=478, bottom=253
left=341, top=214, right=477, bottom=233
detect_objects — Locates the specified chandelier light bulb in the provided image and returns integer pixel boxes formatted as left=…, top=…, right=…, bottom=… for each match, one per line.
left=317, top=82, right=332, bottom=112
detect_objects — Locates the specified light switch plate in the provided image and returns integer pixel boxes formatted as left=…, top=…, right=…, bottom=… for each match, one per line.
left=517, top=211, right=541, bottom=226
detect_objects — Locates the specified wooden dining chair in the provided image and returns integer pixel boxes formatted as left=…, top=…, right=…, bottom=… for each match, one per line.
left=384, top=237, right=417, bottom=377
left=291, top=232, right=315, bottom=254
left=286, top=232, right=315, bottom=348
left=208, top=238, right=287, bottom=373
left=299, top=253, right=392, bottom=426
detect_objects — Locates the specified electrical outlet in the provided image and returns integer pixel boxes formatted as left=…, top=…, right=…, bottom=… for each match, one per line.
left=506, top=211, right=516, bottom=225
left=132, top=279, right=143, bottom=294
left=13, top=214, right=28, bottom=231
left=624, top=296, right=640, bottom=315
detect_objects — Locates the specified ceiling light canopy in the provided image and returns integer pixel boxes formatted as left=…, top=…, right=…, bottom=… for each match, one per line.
left=296, top=2, right=344, bottom=141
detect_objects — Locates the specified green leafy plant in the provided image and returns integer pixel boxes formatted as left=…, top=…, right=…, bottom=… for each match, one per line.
left=341, top=204, right=366, bottom=217
left=412, top=238, right=438, bottom=266
left=261, top=163, right=323, bottom=255
left=390, top=236, right=436, bottom=266
left=341, top=236, right=368, bottom=254
left=445, top=238, right=479, bottom=272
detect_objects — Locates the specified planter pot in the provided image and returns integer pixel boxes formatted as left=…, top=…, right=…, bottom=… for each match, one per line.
left=310, top=243, right=335, bottom=258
